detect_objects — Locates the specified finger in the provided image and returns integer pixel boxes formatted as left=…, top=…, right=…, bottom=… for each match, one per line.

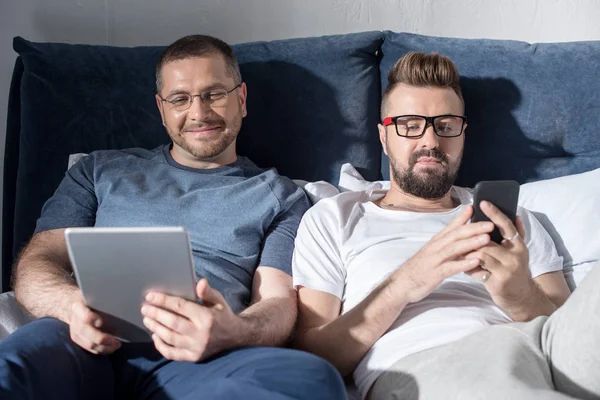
left=152, top=333, right=196, bottom=362
left=438, top=233, right=491, bottom=261
left=70, top=331, right=98, bottom=354
left=145, top=292, right=196, bottom=319
left=71, top=330, right=121, bottom=354
left=480, top=201, right=516, bottom=240
left=465, top=251, right=503, bottom=274
left=440, top=258, right=481, bottom=278
left=463, top=266, right=490, bottom=282
left=515, top=216, right=526, bottom=240
left=141, top=304, right=193, bottom=334
left=143, top=317, right=190, bottom=348
left=72, top=302, right=102, bottom=328
left=196, top=279, right=225, bottom=309
left=78, top=322, right=120, bottom=348
left=437, top=205, right=473, bottom=236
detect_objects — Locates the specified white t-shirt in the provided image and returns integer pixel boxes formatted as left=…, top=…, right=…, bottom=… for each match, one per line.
left=292, top=187, right=563, bottom=399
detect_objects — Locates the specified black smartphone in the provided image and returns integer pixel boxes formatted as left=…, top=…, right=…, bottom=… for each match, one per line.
left=471, top=180, right=520, bottom=244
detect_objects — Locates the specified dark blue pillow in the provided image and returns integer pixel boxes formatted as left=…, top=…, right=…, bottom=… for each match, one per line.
left=380, top=32, right=600, bottom=186
left=7, top=32, right=384, bottom=270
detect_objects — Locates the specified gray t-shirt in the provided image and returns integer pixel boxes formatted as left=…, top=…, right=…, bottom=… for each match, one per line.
left=36, top=144, right=310, bottom=313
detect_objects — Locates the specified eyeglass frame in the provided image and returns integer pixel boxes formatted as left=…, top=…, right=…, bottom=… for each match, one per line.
left=158, top=83, right=242, bottom=111
left=382, top=114, right=467, bottom=139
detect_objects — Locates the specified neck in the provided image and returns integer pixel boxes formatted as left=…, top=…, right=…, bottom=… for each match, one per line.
left=170, top=144, right=237, bottom=169
left=379, top=184, right=456, bottom=212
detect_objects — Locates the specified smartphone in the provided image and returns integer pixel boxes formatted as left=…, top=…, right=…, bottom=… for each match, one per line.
left=471, top=180, right=520, bottom=244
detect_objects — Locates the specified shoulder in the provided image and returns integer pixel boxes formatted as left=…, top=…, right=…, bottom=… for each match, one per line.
left=72, top=146, right=162, bottom=170
left=302, top=190, right=374, bottom=227
left=239, top=157, right=310, bottom=210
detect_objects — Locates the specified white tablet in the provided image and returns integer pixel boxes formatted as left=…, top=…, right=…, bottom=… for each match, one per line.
left=65, top=227, right=197, bottom=342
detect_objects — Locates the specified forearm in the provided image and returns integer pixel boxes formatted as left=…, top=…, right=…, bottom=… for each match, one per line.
left=504, top=280, right=558, bottom=322
left=296, top=279, right=408, bottom=377
left=13, top=236, right=79, bottom=323
left=235, top=296, right=297, bottom=348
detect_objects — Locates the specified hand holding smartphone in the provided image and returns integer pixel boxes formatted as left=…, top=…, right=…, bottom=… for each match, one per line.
left=471, top=180, right=520, bottom=244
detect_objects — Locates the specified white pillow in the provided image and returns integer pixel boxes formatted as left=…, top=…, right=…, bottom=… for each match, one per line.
left=293, top=180, right=339, bottom=204
left=519, top=168, right=600, bottom=269
left=338, top=163, right=600, bottom=288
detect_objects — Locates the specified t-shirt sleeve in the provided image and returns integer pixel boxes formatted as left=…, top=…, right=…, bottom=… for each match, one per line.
left=292, top=200, right=346, bottom=299
left=518, top=207, right=563, bottom=278
left=35, top=155, right=98, bottom=234
left=258, top=179, right=311, bottom=275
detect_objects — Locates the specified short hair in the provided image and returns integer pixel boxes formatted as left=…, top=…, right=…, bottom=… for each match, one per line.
left=155, top=34, right=242, bottom=93
left=381, top=51, right=464, bottom=119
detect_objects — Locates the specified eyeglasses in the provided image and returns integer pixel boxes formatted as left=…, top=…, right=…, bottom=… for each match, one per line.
left=382, top=114, right=467, bottom=138
left=159, top=83, right=241, bottom=111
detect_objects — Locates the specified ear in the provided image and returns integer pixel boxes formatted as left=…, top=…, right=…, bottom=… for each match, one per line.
left=155, top=94, right=166, bottom=126
left=378, top=123, right=389, bottom=156
left=238, top=82, right=248, bottom=117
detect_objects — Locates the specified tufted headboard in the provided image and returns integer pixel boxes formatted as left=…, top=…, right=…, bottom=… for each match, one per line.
left=4, top=31, right=600, bottom=291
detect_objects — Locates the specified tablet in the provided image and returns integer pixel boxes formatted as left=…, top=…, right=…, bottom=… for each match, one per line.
left=65, top=227, right=197, bottom=342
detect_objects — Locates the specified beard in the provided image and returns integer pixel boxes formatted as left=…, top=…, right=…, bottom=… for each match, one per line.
left=169, top=110, right=242, bottom=161
left=389, top=147, right=462, bottom=200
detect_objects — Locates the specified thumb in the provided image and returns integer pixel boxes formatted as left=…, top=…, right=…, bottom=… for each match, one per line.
left=195, top=278, right=225, bottom=307
left=515, top=215, right=526, bottom=239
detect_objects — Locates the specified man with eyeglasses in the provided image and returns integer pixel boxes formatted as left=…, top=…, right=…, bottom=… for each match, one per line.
left=0, top=35, right=345, bottom=400
left=292, top=52, right=582, bottom=400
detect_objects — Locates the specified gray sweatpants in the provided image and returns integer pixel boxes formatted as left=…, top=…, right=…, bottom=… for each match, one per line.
left=370, top=261, right=600, bottom=400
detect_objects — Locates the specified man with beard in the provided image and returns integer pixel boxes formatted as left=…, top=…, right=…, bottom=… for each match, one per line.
left=0, top=35, right=346, bottom=400
left=291, top=52, right=592, bottom=400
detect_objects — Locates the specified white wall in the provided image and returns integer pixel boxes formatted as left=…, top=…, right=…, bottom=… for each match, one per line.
left=1, top=0, right=600, bottom=289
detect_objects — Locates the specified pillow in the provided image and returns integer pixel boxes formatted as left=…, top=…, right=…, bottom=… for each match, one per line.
left=338, top=163, right=600, bottom=288
left=293, top=180, right=339, bottom=204
left=519, top=168, right=600, bottom=269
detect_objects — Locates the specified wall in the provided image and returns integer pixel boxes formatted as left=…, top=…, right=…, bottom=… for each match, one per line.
left=1, top=0, right=600, bottom=289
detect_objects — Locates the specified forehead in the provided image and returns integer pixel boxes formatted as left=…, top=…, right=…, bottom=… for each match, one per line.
left=386, top=84, right=464, bottom=116
left=160, top=55, right=234, bottom=92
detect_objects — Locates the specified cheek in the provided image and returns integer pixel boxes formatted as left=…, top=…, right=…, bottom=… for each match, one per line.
left=164, top=112, right=186, bottom=130
left=441, top=139, right=464, bottom=160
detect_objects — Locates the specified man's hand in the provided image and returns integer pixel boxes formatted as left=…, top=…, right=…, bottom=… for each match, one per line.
left=391, top=205, right=494, bottom=303
left=69, top=292, right=122, bottom=355
left=464, top=201, right=533, bottom=316
left=141, top=278, right=241, bottom=362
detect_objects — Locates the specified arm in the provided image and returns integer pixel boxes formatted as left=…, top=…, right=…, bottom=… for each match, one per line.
left=502, top=271, right=570, bottom=322
left=295, top=279, right=408, bottom=377
left=13, top=228, right=78, bottom=323
left=293, top=205, right=494, bottom=376
left=14, top=228, right=121, bottom=354
left=235, top=266, right=297, bottom=347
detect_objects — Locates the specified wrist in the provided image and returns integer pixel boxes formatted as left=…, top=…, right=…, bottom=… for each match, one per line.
left=505, top=280, right=555, bottom=322
left=383, top=274, right=411, bottom=308
left=62, top=289, right=84, bottom=324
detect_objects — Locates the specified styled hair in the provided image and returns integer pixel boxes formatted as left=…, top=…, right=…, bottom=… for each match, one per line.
left=381, top=51, right=464, bottom=119
left=155, top=34, right=242, bottom=93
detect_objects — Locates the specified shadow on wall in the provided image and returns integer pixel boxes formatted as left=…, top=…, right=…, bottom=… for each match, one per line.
left=238, top=61, right=375, bottom=185
left=457, top=77, right=573, bottom=187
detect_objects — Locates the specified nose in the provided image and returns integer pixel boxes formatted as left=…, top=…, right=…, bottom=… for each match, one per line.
left=187, top=96, right=211, bottom=120
left=417, top=123, right=440, bottom=149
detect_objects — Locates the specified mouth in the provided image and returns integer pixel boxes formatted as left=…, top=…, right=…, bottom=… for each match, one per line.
left=184, top=125, right=223, bottom=137
left=415, top=157, right=443, bottom=167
